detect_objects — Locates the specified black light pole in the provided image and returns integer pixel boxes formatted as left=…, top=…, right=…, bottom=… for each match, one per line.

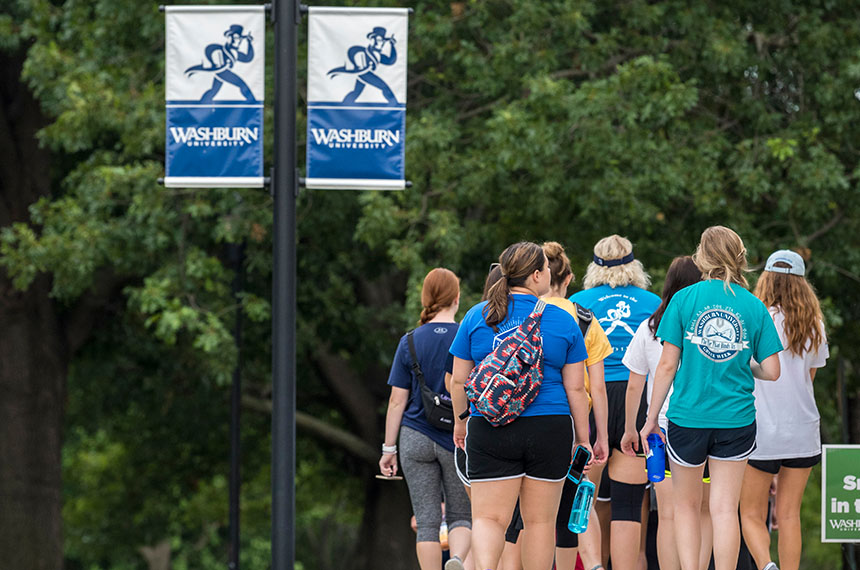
left=272, top=0, right=298, bottom=568
left=228, top=240, right=245, bottom=570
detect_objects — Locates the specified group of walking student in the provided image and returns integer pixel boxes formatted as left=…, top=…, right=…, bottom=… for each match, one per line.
left=379, top=226, right=828, bottom=570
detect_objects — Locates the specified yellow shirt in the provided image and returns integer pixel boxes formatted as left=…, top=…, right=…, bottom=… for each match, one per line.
left=545, top=297, right=613, bottom=407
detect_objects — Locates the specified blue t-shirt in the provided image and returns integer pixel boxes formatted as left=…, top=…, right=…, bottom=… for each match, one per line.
left=450, top=294, right=588, bottom=417
left=656, top=280, right=784, bottom=429
left=570, top=284, right=661, bottom=382
left=388, top=322, right=459, bottom=452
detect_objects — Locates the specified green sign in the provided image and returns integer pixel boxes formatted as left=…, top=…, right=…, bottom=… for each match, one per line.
left=822, top=444, right=860, bottom=542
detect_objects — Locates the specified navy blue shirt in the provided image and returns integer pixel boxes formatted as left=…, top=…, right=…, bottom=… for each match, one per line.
left=388, top=322, right=458, bottom=452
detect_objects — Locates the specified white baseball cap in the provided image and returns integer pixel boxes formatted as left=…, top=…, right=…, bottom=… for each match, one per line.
left=764, top=249, right=805, bottom=276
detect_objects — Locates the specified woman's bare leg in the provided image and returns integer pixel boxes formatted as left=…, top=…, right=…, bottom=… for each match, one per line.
left=608, top=453, right=647, bottom=570
left=470, top=478, right=522, bottom=570
left=707, top=459, right=748, bottom=570
left=739, top=465, right=773, bottom=570
left=519, top=477, right=566, bottom=570
left=669, top=460, right=705, bottom=570
left=655, top=479, right=680, bottom=570
left=774, top=467, right=813, bottom=570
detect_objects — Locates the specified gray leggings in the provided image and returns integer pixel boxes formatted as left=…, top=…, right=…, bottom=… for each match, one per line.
left=399, top=426, right=472, bottom=542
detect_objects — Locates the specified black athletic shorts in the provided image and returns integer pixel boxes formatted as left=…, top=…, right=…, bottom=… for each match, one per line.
left=666, top=420, right=756, bottom=467
left=455, top=447, right=470, bottom=487
left=505, top=501, right=524, bottom=544
left=555, top=475, right=580, bottom=547
left=748, top=454, right=821, bottom=475
left=591, top=380, right=647, bottom=454
left=597, top=473, right=611, bottom=502
left=465, top=415, right=573, bottom=482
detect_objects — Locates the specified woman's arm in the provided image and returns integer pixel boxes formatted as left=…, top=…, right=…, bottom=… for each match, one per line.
left=587, top=361, right=609, bottom=464
left=451, top=357, right=474, bottom=450
left=751, top=353, right=781, bottom=381
left=639, top=342, right=681, bottom=454
left=563, top=361, right=593, bottom=463
left=379, top=386, right=409, bottom=476
left=620, top=371, right=647, bottom=456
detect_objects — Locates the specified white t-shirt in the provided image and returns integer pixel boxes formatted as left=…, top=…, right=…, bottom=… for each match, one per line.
left=622, top=319, right=672, bottom=430
left=750, top=308, right=828, bottom=460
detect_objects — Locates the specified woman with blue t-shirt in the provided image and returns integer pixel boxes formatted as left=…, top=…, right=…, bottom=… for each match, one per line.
left=639, top=226, right=783, bottom=570
left=570, top=234, right=660, bottom=570
left=450, top=242, right=591, bottom=570
left=380, top=268, right=472, bottom=570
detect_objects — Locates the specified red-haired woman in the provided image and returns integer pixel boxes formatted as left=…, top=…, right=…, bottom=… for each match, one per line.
left=380, top=268, right=472, bottom=570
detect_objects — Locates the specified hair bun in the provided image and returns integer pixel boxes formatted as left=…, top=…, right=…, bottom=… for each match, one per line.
left=543, top=241, right=564, bottom=257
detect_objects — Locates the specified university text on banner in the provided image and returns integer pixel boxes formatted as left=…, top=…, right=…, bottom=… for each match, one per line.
left=306, top=7, right=408, bottom=190
left=821, top=444, right=860, bottom=542
left=165, top=6, right=265, bottom=188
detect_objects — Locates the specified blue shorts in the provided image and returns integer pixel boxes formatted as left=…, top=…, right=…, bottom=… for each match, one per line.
left=666, top=420, right=756, bottom=467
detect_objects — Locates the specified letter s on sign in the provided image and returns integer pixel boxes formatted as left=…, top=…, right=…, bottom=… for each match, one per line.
left=844, top=475, right=858, bottom=491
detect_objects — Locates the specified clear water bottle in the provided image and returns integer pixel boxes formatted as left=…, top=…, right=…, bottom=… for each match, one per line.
left=567, top=476, right=595, bottom=533
left=646, top=432, right=666, bottom=482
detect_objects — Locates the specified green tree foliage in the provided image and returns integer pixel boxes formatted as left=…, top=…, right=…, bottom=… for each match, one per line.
left=2, top=0, right=860, bottom=568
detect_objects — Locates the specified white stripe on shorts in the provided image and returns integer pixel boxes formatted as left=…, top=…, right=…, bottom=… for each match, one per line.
left=709, top=440, right=757, bottom=462
left=666, top=439, right=707, bottom=468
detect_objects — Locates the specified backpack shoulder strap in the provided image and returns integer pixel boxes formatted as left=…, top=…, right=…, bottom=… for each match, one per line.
left=406, top=330, right=428, bottom=389
left=573, top=302, right=593, bottom=338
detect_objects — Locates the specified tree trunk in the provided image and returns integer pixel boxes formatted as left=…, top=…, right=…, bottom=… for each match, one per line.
left=355, top=475, right=420, bottom=570
left=0, top=50, right=65, bottom=569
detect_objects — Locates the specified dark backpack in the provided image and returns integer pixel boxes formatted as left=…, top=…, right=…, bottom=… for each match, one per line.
left=464, top=300, right=547, bottom=427
left=572, top=302, right=593, bottom=338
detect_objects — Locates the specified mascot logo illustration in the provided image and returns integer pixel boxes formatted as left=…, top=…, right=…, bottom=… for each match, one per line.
left=185, top=24, right=256, bottom=102
left=327, top=26, right=398, bottom=104
left=599, top=301, right=635, bottom=336
left=687, top=308, right=749, bottom=362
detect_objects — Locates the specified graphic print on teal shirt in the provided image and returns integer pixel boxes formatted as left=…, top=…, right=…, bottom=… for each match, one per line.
left=657, top=280, right=783, bottom=429
left=570, top=284, right=660, bottom=382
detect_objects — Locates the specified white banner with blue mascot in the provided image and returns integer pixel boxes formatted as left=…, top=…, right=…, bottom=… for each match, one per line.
left=165, top=6, right=265, bottom=188
left=306, top=7, right=408, bottom=190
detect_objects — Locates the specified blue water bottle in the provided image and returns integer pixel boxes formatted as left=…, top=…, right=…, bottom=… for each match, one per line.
left=646, top=432, right=666, bottom=482
left=568, top=476, right=595, bottom=533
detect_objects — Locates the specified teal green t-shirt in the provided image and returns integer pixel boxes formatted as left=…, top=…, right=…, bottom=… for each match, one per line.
left=656, top=280, right=783, bottom=429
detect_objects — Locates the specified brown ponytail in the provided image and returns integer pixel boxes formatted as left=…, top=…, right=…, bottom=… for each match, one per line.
left=419, top=268, right=460, bottom=324
left=482, top=242, right=546, bottom=329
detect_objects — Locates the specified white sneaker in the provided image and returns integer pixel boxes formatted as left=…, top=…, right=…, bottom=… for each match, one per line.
left=445, top=555, right=465, bottom=570
left=763, top=563, right=779, bottom=570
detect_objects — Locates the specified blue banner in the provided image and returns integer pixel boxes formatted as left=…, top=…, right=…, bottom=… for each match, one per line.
left=307, top=104, right=405, bottom=184
left=306, top=7, right=409, bottom=190
left=165, top=7, right=265, bottom=188
left=167, top=104, right=263, bottom=182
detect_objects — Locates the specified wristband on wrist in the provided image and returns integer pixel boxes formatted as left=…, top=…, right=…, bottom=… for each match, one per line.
left=381, top=444, right=397, bottom=454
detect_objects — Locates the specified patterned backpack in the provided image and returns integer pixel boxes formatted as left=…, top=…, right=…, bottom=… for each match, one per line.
left=465, top=299, right=547, bottom=427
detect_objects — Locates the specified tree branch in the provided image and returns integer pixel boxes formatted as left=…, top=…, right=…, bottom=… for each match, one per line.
left=242, top=395, right=377, bottom=465
left=803, top=210, right=844, bottom=245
